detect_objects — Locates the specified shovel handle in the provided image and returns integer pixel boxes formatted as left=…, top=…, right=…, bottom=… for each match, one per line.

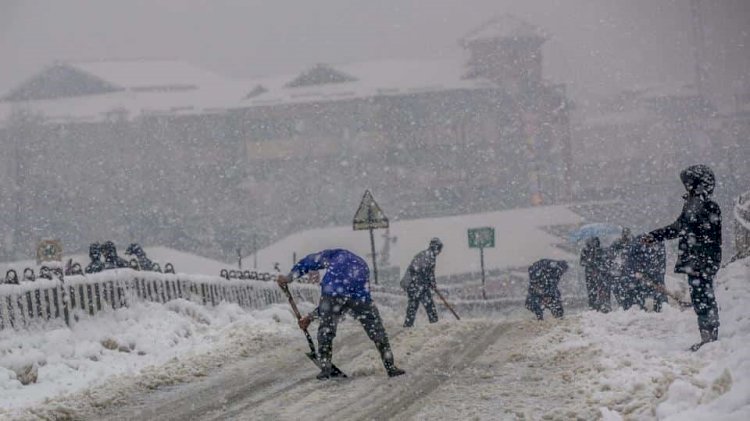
left=432, top=286, right=460, bottom=320
left=279, top=282, right=304, bottom=321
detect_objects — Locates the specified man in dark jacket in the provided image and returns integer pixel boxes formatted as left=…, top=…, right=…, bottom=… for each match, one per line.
left=85, top=243, right=105, bottom=274
left=580, top=237, right=609, bottom=312
left=609, top=227, right=635, bottom=309
left=628, top=236, right=667, bottom=312
left=525, top=259, right=568, bottom=320
left=276, top=248, right=405, bottom=379
left=101, top=241, right=129, bottom=270
left=125, top=243, right=155, bottom=271
left=401, top=238, right=443, bottom=328
left=644, top=164, right=722, bottom=351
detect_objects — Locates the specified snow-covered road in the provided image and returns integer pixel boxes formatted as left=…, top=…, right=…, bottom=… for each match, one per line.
left=4, top=258, right=749, bottom=420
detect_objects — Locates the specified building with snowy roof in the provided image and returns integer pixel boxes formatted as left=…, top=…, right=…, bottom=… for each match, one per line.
left=0, top=17, right=573, bottom=260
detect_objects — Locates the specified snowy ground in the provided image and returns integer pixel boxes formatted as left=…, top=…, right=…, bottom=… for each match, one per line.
left=0, top=258, right=747, bottom=420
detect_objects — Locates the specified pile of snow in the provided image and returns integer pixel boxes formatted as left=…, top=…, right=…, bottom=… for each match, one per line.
left=525, top=258, right=750, bottom=420
left=0, top=299, right=296, bottom=414
left=143, top=246, right=240, bottom=276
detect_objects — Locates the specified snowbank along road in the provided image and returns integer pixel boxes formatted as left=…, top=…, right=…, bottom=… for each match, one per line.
left=12, top=258, right=750, bottom=421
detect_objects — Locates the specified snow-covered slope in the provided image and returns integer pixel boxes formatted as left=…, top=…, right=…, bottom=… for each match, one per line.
left=258, top=204, right=583, bottom=276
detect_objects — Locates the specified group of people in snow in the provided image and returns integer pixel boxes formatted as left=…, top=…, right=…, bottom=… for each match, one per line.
left=580, top=227, right=667, bottom=314
left=85, top=241, right=157, bottom=273
left=529, top=164, right=722, bottom=352
left=274, top=164, right=724, bottom=380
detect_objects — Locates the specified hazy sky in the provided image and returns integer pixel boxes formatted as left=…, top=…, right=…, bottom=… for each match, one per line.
left=1, top=0, right=748, bottom=103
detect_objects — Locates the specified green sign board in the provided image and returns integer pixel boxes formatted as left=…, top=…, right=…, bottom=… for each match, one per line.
left=468, top=227, right=495, bottom=249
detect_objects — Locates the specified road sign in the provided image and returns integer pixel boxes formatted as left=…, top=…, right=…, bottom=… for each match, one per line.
left=468, top=227, right=495, bottom=249
left=468, top=227, right=494, bottom=300
left=36, top=239, right=63, bottom=265
left=353, top=190, right=389, bottom=231
left=353, top=190, right=389, bottom=285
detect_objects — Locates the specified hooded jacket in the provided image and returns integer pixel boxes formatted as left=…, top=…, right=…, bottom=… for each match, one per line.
left=289, top=249, right=371, bottom=301
left=649, top=165, right=722, bottom=276
left=400, top=249, right=438, bottom=290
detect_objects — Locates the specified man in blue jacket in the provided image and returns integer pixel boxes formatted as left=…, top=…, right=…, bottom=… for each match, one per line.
left=276, top=248, right=405, bottom=379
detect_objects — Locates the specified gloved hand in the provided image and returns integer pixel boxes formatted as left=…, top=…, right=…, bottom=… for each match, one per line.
left=298, top=314, right=313, bottom=330
left=276, top=274, right=290, bottom=287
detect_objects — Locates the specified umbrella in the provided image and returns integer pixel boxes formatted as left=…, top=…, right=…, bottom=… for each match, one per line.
left=568, top=223, right=623, bottom=243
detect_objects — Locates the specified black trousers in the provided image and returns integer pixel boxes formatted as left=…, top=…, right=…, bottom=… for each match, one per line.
left=317, top=295, right=395, bottom=372
left=403, top=284, right=438, bottom=327
left=585, top=271, right=611, bottom=312
left=525, top=290, right=564, bottom=320
left=688, top=273, right=720, bottom=334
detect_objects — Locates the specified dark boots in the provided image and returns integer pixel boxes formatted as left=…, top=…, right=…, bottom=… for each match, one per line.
left=377, top=341, right=405, bottom=378
left=690, top=327, right=718, bottom=352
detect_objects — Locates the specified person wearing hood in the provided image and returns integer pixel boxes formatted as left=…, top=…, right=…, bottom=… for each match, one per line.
left=85, top=242, right=105, bottom=274
left=126, top=243, right=155, bottom=271
left=643, top=164, right=722, bottom=351
left=276, top=248, right=405, bottom=379
left=401, top=238, right=443, bottom=327
left=525, top=259, right=568, bottom=320
left=101, top=241, right=129, bottom=270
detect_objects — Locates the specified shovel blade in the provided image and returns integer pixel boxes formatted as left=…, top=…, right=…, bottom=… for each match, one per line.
left=305, top=352, right=347, bottom=378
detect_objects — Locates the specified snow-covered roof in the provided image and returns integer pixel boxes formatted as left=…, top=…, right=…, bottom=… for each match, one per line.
left=238, top=59, right=495, bottom=108
left=68, top=59, right=227, bottom=91
left=460, top=15, right=546, bottom=46
left=0, top=81, right=249, bottom=125
left=0, top=58, right=496, bottom=125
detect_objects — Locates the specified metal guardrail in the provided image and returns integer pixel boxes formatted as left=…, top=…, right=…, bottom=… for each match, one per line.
left=0, top=270, right=319, bottom=331
left=734, top=192, right=750, bottom=257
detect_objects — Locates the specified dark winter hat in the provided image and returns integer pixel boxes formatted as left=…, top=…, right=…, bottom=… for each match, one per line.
left=89, top=242, right=101, bottom=257
left=101, top=241, right=116, bottom=256
left=680, top=164, right=715, bottom=196
left=429, top=237, right=443, bottom=252
left=126, top=243, right=143, bottom=256
left=585, top=237, right=600, bottom=247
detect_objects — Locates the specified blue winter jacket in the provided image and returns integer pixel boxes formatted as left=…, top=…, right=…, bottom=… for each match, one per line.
left=289, top=249, right=371, bottom=302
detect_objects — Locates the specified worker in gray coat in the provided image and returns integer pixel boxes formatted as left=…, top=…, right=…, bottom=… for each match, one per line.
left=401, top=238, right=443, bottom=327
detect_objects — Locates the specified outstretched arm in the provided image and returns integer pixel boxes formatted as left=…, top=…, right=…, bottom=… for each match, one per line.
left=647, top=218, right=683, bottom=242
left=277, top=251, right=328, bottom=287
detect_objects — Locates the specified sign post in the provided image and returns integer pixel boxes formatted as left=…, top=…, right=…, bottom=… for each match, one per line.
left=36, top=239, right=63, bottom=266
left=467, top=227, right=495, bottom=300
left=353, top=190, right=389, bottom=285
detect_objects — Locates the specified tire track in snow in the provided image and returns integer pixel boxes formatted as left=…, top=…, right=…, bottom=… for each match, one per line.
left=343, top=322, right=511, bottom=421
left=237, top=321, right=511, bottom=421
left=101, top=327, right=406, bottom=421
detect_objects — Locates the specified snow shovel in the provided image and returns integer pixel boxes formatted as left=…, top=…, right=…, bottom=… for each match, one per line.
left=278, top=283, right=346, bottom=377
left=635, top=274, right=692, bottom=310
left=432, top=286, right=460, bottom=320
